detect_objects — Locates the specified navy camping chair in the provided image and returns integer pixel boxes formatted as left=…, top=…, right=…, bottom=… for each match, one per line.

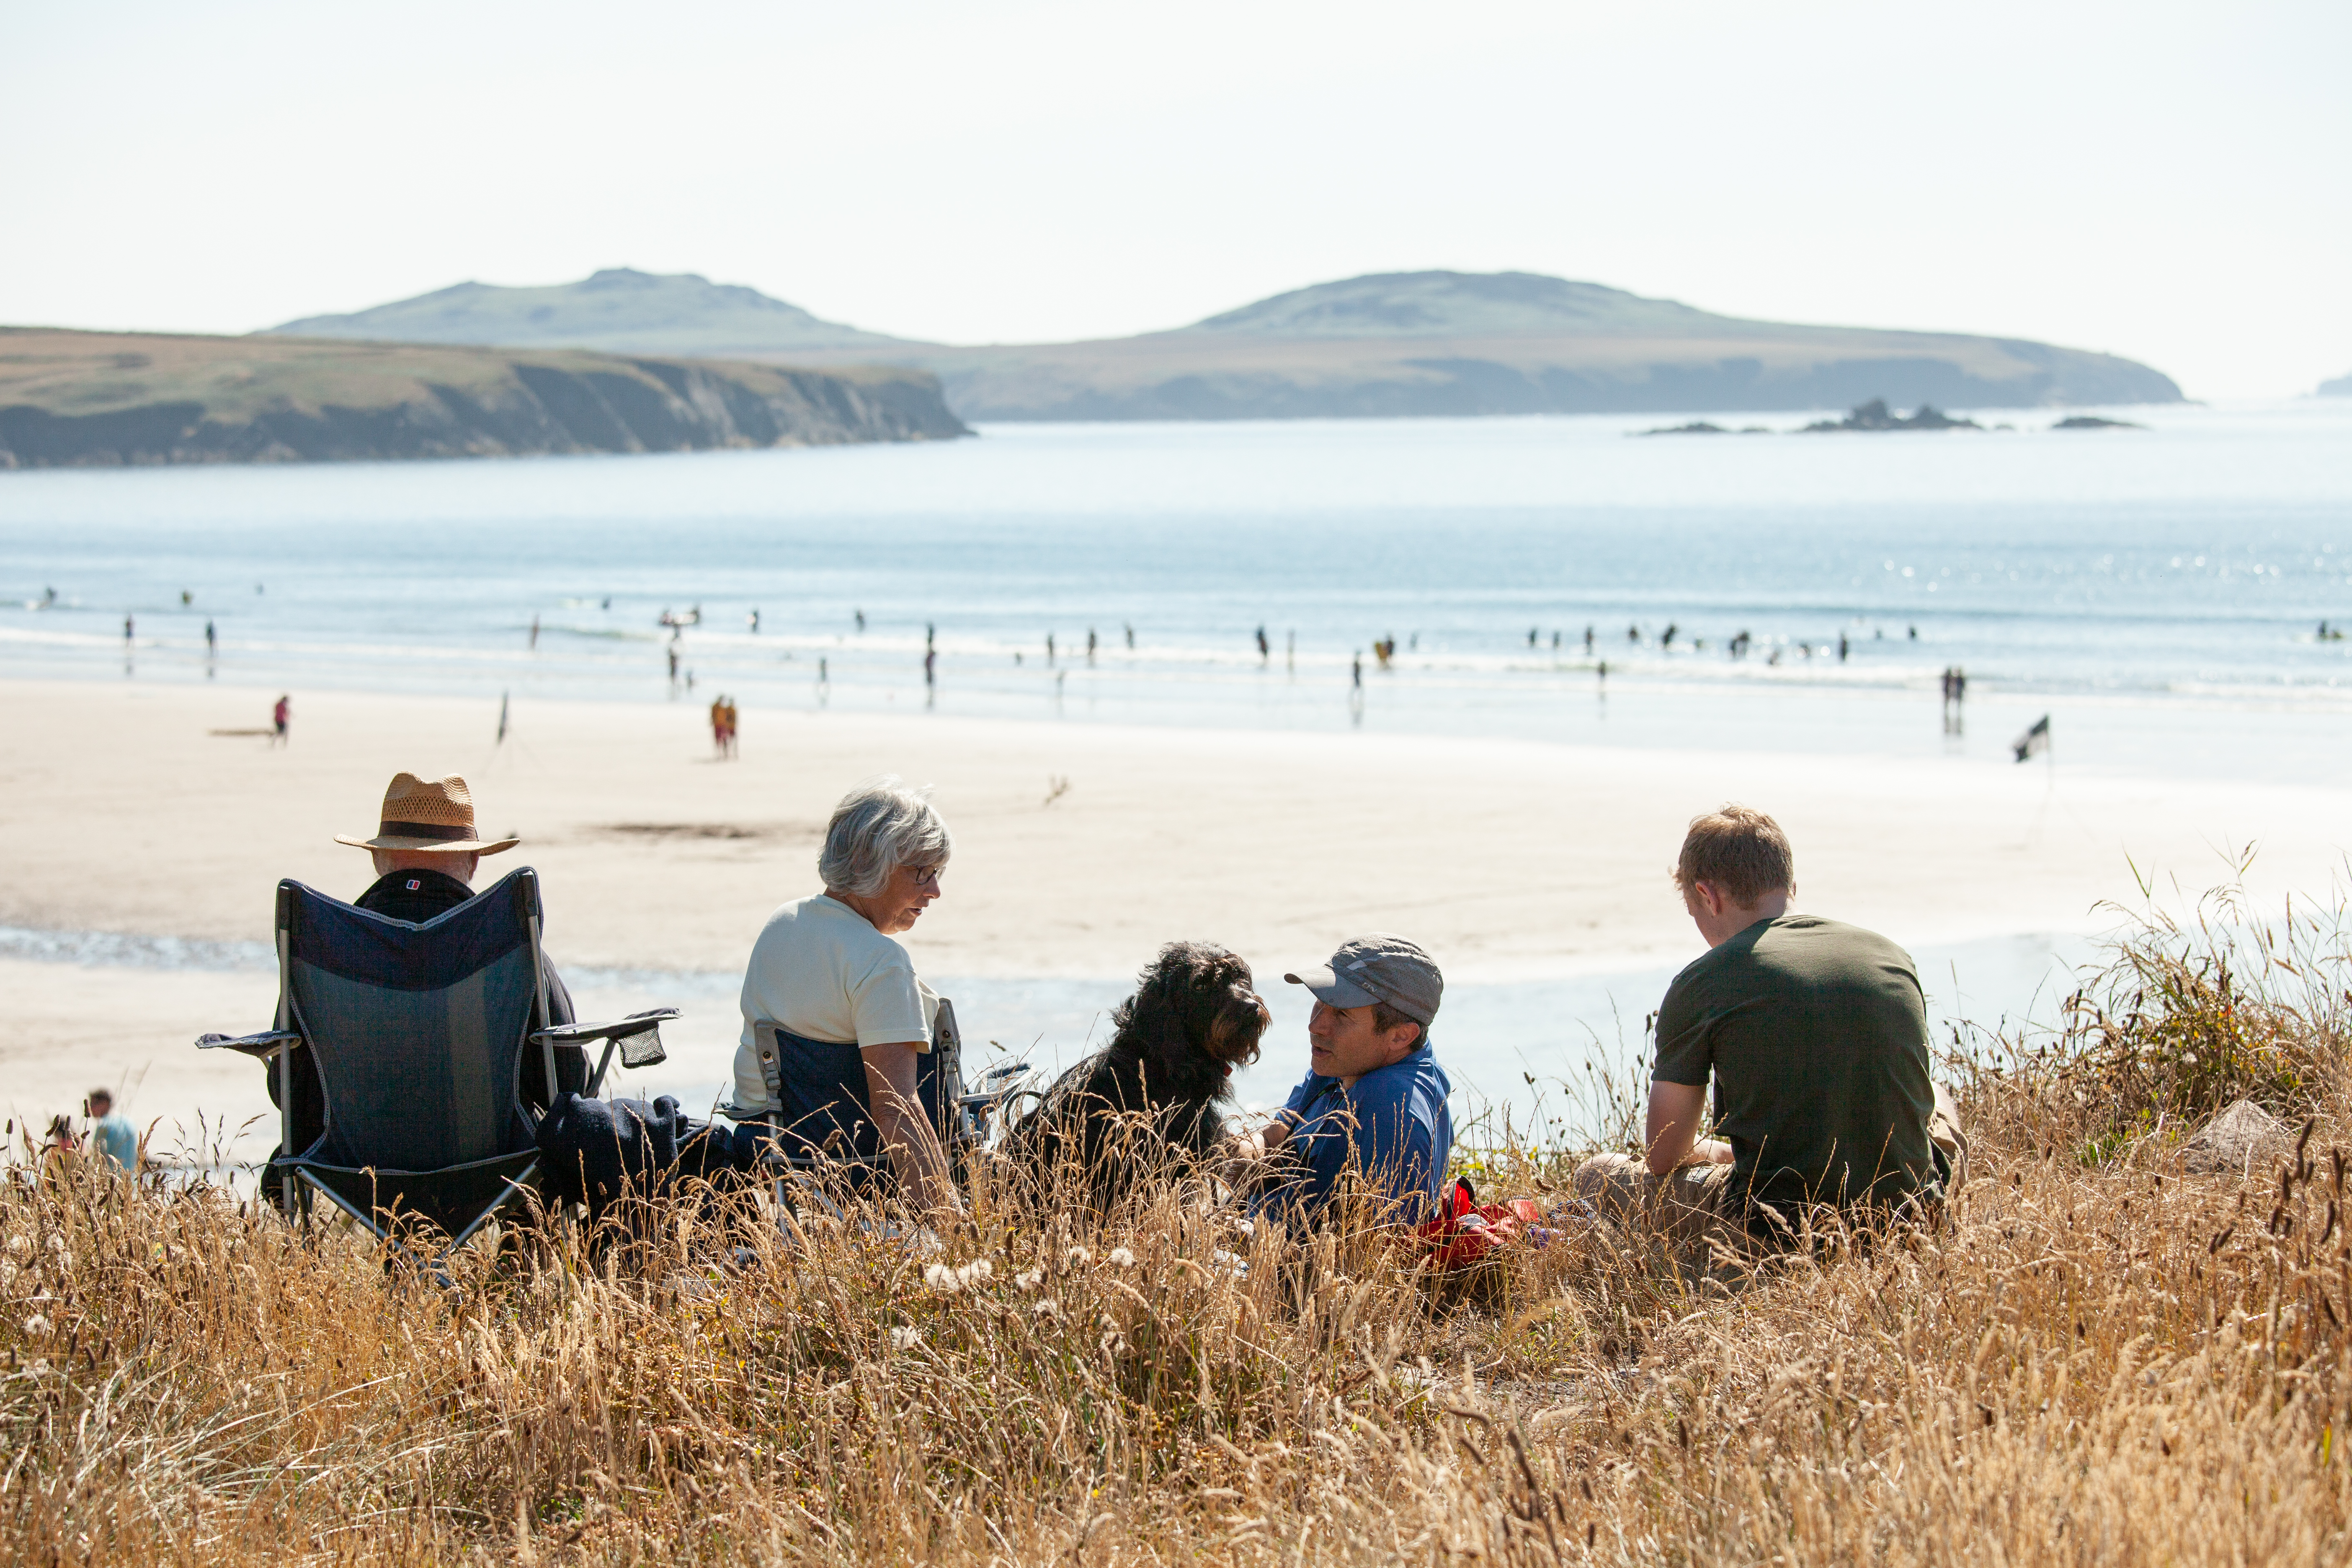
left=735, top=998, right=1032, bottom=1203
left=197, top=868, right=675, bottom=1262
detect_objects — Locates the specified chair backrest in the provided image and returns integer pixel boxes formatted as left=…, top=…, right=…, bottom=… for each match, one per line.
left=280, top=869, right=544, bottom=1171
left=756, top=1006, right=963, bottom=1182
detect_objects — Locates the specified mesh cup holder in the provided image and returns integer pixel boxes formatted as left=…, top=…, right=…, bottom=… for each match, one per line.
left=617, top=1021, right=668, bottom=1069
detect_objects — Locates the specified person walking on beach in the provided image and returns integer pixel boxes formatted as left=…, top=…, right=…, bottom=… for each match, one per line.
left=1256, top=625, right=1270, bottom=662
left=667, top=645, right=680, bottom=684
left=748, top=608, right=761, bottom=634
left=1351, top=652, right=1363, bottom=689
left=1573, top=805, right=1965, bottom=1247
left=124, top=614, right=134, bottom=646
left=1584, top=625, right=1595, bottom=655
left=205, top=620, right=217, bottom=655
left=271, top=694, right=291, bottom=747
left=85, top=1089, right=137, bottom=1175
left=1087, top=628, right=1098, bottom=665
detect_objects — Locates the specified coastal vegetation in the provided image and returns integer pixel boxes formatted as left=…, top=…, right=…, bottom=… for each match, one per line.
left=6, top=876, right=2348, bottom=1563
left=0, top=328, right=967, bottom=468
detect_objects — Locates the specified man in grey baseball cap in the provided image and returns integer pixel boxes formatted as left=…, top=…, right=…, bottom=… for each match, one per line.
left=1229, top=934, right=1454, bottom=1225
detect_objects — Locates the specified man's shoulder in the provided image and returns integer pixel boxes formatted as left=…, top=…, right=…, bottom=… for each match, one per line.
left=1357, top=1050, right=1449, bottom=1123
left=1756, top=915, right=1915, bottom=968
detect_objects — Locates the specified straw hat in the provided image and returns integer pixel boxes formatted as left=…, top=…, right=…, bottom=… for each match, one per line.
left=335, top=772, right=519, bottom=855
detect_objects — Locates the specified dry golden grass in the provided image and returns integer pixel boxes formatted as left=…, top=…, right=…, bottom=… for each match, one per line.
left=9, top=882, right=2352, bottom=1565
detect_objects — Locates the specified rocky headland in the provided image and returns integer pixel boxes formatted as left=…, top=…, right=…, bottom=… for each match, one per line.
left=0, top=327, right=967, bottom=468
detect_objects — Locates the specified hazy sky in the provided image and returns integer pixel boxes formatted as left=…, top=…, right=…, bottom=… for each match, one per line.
left=6, top=0, right=2345, bottom=399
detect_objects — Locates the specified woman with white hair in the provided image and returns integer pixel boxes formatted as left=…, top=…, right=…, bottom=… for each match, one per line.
left=731, top=776, right=961, bottom=1217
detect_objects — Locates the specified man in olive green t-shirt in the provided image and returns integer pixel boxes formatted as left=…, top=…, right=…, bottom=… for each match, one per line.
left=1576, top=805, right=1966, bottom=1241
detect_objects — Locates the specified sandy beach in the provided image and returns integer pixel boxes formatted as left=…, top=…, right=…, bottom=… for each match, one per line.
left=5, top=676, right=2347, bottom=1150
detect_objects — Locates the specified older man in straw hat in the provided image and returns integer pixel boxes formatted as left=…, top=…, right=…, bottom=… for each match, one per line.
left=266, top=774, right=586, bottom=1127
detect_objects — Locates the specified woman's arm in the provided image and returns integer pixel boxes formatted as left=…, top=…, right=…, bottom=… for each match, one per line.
left=861, top=1039, right=963, bottom=1221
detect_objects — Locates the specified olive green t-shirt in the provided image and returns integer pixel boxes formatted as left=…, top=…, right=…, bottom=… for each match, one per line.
left=1653, top=915, right=1938, bottom=1217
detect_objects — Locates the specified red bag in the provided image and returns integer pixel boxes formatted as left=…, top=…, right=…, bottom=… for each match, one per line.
left=1416, top=1178, right=1546, bottom=1271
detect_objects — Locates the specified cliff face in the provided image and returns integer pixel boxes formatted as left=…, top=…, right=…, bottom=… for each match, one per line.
left=0, top=329, right=966, bottom=468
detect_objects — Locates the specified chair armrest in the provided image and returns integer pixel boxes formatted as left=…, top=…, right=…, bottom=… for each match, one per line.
left=195, top=1029, right=303, bottom=1059
left=529, top=1007, right=680, bottom=1047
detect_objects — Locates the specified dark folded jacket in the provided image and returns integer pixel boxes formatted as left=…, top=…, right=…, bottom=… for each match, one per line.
left=536, top=1094, right=750, bottom=1222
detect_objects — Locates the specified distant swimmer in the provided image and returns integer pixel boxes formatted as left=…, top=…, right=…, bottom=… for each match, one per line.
left=1908, top=625, right=1919, bottom=640
left=1583, top=624, right=1594, bottom=655
left=1528, top=627, right=1539, bottom=648
left=748, top=608, right=761, bottom=634
left=854, top=608, right=866, bottom=632
left=1256, top=625, right=1270, bottom=661
left=180, top=589, right=191, bottom=606
left=667, top=645, right=680, bottom=683
left=41, top=586, right=56, bottom=606
left=601, top=596, right=611, bottom=611
left=1088, top=627, right=1099, bottom=664
left=1124, top=622, right=1135, bottom=650
left=1046, top=632, right=1056, bottom=665
left=271, top=694, right=291, bottom=747
left=1838, top=632, right=1849, bottom=663
left=204, top=620, right=217, bottom=653
left=819, top=657, right=829, bottom=685
left=123, top=614, right=134, bottom=645
left=1627, top=623, right=1640, bottom=644
left=529, top=614, right=539, bottom=650
left=1662, top=623, right=1678, bottom=650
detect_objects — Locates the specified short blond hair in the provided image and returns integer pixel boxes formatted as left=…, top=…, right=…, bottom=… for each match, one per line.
left=1673, top=804, right=1794, bottom=905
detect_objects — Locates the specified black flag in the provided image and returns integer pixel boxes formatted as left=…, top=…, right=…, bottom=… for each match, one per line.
left=2012, top=714, right=2050, bottom=763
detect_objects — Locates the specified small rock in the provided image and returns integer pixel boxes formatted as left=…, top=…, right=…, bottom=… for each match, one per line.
left=2178, top=1099, right=2293, bottom=1175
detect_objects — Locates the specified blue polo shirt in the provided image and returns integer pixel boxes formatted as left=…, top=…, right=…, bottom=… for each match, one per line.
left=1255, top=1048, right=1453, bottom=1225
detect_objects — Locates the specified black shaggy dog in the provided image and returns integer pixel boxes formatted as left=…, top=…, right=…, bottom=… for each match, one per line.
left=1009, top=941, right=1271, bottom=1212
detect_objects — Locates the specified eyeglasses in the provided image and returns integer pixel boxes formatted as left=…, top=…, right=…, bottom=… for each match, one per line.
left=908, top=865, right=944, bottom=891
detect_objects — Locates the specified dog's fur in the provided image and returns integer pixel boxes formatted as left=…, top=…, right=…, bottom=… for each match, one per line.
left=1008, top=941, right=1270, bottom=1211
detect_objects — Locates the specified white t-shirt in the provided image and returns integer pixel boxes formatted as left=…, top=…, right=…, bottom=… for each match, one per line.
left=732, top=894, right=936, bottom=1114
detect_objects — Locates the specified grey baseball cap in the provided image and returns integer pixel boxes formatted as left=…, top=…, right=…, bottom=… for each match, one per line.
left=1284, top=933, right=1444, bottom=1027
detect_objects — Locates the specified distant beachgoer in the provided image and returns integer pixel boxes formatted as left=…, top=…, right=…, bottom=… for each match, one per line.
left=748, top=609, right=761, bottom=634
left=1952, top=668, right=1966, bottom=704
left=1351, top=652, right=1363, bottom=688
left=667, top=646, right=680, bottom=683
left=1597, top=659, right=1608, bottom=685
left=601, top=596, right=611, bottom=611
left=85, top=1089, right=137, bottom=1174
left=180, top=589, right=191, bottom=606
left=529, top=614, right=540, bottom=650
left=1088, top=628, right=1099, bottom=664
left=1527, top=627, right=1538, bottom=648
left=1627, top=623, right=1640, bottom=643
left=1124, top=623, right=1134, bottom=650
left=124, top=614, right=134, bottom=645
left=42, top=586, right=56, bottom=606
left=1256, top=625, right=1269, bottom=661
left=204, top=619, right=217, bottom=653
left=1572, top=805, right=1965, bottom=1246
left=685, top=670, right=695, bottom=692
left=1908, top=625, right=1919, bottom=640
left=924, top=647, right=937, bottom=688
left=1551, top=630, right=1561, bottom=651
left=1838, top=632, right=1849, bottom=662
left=855, top=609, right=866, bottom=632
left=1046, top=633, right=1056, bottom=665
left=271, top=694, right=290, bottom=747
left=926, top=622, right=936, bottom=650
left=1584, top=625, right=1595, bottom=655
left=819, top=657, right=829, bottom=685
left=1662, top=623, right=1678, bottom=650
